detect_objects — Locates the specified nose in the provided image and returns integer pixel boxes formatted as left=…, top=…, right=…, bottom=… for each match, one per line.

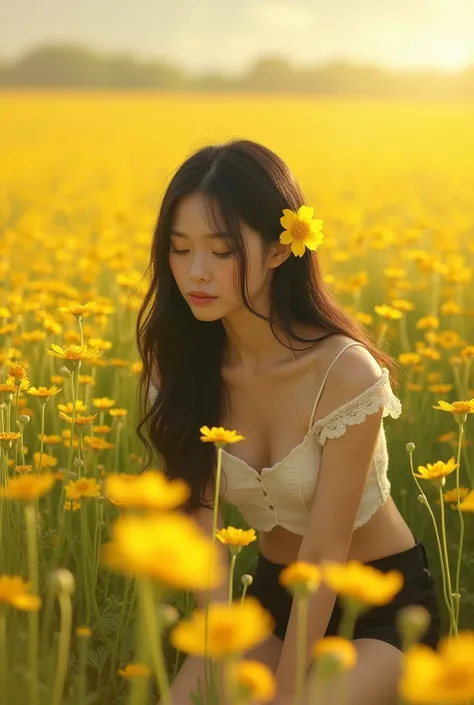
left=189, top=253, right=211, bottom=284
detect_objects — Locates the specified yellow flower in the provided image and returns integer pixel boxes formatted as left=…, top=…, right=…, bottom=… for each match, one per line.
left=458, top=490, right=474, bottom=512
left=0, top=473, right=56, bottom=501
left=170, top=597, right=274, bottom=659
left=433, top=399, right=474, bottom=415
left=27, top=385, right=61, bottom=399
left=46, top=344, right=101, bottom=370
left=7, top=361, right=29, bottom=380
left=400, top=631, right=474, bottom=704
left=415, top=458, right=458, bottom=488
left=374, top=305, right=403, bottom=321
left=57, top=302, right=97, bottom=317
left=104, top=471, right=190, bottom=511
left=461, top=346, right=474, bottom=360
left=33, top=452, right=58, bottom=469
left=117, top=663, right=151, bottom=679
left=0, top=431, right=22, bottom=449
left=279, top=561, right=321, bottom=596
left=312, top=636, right=357, bottom=673
left=59, top=412, right=98, bottom=426
left=355, top=312, right=373, bottom=327
left=441, top=300, right=461, bottom=316
left=64, top=500, right=81, bottom=511
left=416, top=316, right=440, bottom=330
left=417, top=345, right=441, bottom=361
left=57, top=400, right=88, bottom=414
left=215, top=527, right=257, bottom=548
left=14, top=464, right=33, bottom=474
left=102, top=513, right=225, bottom=590
left=83, top=436, right=114, bottom=450
left=279, top=205, right=324, bottom=257
left=428, top=383, right=454, bottom=395
left=92, top=397, right=116, bottom=409
left=38, top=434, right=63, bottom=445
left=439, top=487, right=470, bottom=504
left=76, top=626, right=92, bottom=637
left=0, top=575, right=41, bottom=611
left=229, top=660, right=276, bottom=703
left=392, top=299, right=415, bottom=312
left=65, top=477, right=101, bottom=501
left=0, top=382, right=18, bottom=395
left=109, top=408, right=127, bottom=417
left=399, top=352, right=422, bottom=366
left=200, top=426, right=245, bottom=446
left=322, top=561, right=403, bottom=608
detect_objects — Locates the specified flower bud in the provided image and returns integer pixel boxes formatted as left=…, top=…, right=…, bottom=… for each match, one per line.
left=241, top=574, right=254, bottom=588
left=396, top=605, right=430, bottom=648
left=18, top=415, right=30, bottom=426
left=50, top=569, right=75, bottom=596
left=158, top=604, right=179, bottom=628
left=406, top=442, right=416, bottom=453
left=417, top=494, right=428, bottom=505
left=73, top=457, right=84, bottom=468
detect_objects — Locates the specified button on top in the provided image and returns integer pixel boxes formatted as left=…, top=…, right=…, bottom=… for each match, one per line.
left=269, top=505, right=274, bottom=510
left=262, top=490, right=268, bottom=497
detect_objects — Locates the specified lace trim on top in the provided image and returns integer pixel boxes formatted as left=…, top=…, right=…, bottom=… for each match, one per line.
left=311, top=368, right=402, bottom=446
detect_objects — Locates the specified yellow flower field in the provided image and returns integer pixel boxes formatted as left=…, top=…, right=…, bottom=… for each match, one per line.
left=1, top=91, right=474, bottom=704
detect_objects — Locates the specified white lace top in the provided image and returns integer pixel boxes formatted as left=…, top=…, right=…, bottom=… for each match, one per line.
left=147, top=341, right=402, bottom=536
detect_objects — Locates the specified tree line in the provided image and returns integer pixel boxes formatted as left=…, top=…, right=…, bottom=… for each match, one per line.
left=1, top=44, right=474, bottom=98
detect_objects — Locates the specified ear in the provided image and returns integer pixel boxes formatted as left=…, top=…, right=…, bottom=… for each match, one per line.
left=267, top=241, right=292, bottom=269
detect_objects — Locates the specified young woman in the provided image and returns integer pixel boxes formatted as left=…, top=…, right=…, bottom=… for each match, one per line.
left=137, top=139, right=441, bottom=705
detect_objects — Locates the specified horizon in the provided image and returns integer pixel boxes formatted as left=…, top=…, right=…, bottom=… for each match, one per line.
left=1, top=0, right=473, bottom=75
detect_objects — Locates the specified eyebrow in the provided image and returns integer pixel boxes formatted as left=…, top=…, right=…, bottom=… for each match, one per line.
left=170, top=229, right=228, bottom=239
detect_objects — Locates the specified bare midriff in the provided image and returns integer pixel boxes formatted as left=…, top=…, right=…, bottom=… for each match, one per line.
left=258, top=497, right=416, bottom=566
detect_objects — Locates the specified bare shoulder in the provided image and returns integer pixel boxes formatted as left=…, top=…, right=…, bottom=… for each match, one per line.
left=315, top=335, right=384, bottom=416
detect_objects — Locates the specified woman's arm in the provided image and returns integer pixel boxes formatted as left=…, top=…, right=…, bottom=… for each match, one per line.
left=272, top=352, right=385, bottom=698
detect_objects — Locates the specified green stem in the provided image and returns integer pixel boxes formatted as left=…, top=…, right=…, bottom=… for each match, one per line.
left=204, top=444, right=224, bottom=705
left=76, top=634, right=89, bottom=705
left=338, top=600, right=360, bottom=641
left=408, top=450, right=456, bottom=630
left=228, top=553, right=237, bottom=604
left=25, top=503, right=39, bottom=705
left=295, top=595, right=309, bottom=705
left=80, top=503, right=92, bottom=624
left=51, top=593, right=73, bottom=705
left=108, top=576, right=133, bottom=684
left=114, top=422, right=121, bottom=471
left=138, top=579, right=171, bottom=705
left=398, top=315, right=411, bottom=353
left=0, top=610, right=8, bottom=699
left=38, top=402, right=46, bottom=472
left=454, top=423, right=465, bottom=628
left=438, top=488, right=458, bottom=636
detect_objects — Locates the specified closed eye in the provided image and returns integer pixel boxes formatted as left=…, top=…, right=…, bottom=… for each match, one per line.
left=213, top=251, right=234, bottom=258
left=170, top=246, right=190, bottom=255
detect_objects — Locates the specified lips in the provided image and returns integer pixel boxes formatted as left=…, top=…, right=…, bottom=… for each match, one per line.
left=188, top=291, right=217, bottom=306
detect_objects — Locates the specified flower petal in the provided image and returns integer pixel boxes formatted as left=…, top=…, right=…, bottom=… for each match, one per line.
left=297, top=205, right=314, bottom=221
left=291, top=240, right=306, bottom=257
left=280, top=211, right=296, bottom=229
left=279, top=231, right=295, bottom=245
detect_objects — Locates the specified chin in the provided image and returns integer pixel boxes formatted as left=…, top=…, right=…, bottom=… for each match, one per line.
left=188, top=305, right=226, bottom=322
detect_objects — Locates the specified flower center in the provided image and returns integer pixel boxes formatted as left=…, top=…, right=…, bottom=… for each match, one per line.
left=291, top=221, right=311, bottom=240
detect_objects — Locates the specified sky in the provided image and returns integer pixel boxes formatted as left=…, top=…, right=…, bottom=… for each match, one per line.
left=1, top=0, right=474, bottom=75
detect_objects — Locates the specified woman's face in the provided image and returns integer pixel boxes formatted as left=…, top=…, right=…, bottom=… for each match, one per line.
left=169, top=192, right=274, bottom=322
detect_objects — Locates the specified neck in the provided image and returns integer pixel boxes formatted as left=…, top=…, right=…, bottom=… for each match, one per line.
left=222, top=292, right=292, bottom=372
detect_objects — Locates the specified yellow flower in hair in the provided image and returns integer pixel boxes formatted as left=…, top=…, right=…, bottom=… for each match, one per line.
left=280, top=206, right=324, bottom=257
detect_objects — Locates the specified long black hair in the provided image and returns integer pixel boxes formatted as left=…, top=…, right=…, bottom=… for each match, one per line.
left=136, top=139, right=395, bottom=514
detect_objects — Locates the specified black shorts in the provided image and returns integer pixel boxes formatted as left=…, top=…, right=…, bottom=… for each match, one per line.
left=246, top=541, right=441, bottom=651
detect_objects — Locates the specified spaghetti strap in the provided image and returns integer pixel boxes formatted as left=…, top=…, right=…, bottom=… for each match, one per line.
left=307, top=341, right=366, bottom=431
